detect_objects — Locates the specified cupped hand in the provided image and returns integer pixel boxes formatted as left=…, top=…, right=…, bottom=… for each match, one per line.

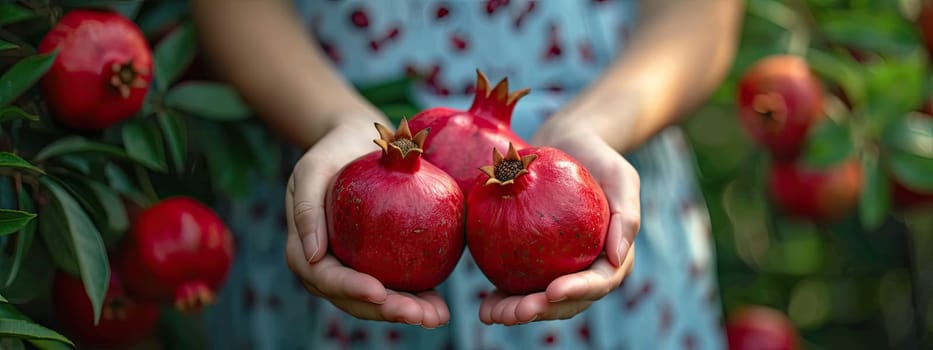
left=478, top=125, right=642, bottom=325
left=285, top=119, right=450, bottom=328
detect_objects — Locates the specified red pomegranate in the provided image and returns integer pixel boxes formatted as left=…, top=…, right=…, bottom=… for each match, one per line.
left=408, top=70, right=531, bottom=194
left=737, top=55, right=825, bottom=160
left=726, top=306, right=799, bottom=350
left=768, top=159, right=863, bottom=222
left=917, top=1, right=933, bottom=59
left=118, top=197, right=234, bottom=312
left=466, top=143, right=609, bottom=294
left=325, top=119, right=465, bottom=292
left=38, top=9, right=152, bottom=130
left=53, top=271, right=159, bottom=349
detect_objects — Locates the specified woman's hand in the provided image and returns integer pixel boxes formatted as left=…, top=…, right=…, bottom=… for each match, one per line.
left=478, top=124, right=641, bottom=325
left=285, top=119, right=450, bottom=328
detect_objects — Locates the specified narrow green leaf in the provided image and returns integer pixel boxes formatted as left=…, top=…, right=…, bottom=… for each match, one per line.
left=0, top=153, right=43, bottom=175
left=0, top=40, right=18, bottom=51
left=197, top=125, right=250, bottom=197
left=0, top=305, right=72, bottom=350
left=863, top=53, right=928, bottom=134
left=882, top=112, right=933, bottom=158
left=0, top=4, right=34, bottom=26
left=153, top=22, right=196, bottom=92
left=35, top=136, right=130, bottom=162
left=889, top=151, right=933, bottom=191
left=0, top=210, right=35, bottom=236
left=0, top=293, right=7, bottom=303
left=122, top=120, right=167, bottom=172
left=0, top=106, right=39, bottom=123
left=104, top=164, right=148, bottom=205
left=138, top=1, right=189, bottom=38
left=0, top=338, right=25, bottom=350
left=0, top=52, right=57, bottom=107
left=7, top=189, right=36, bottom=287
left=0, top=318, right=74, bottom=346
left=40, top=177, right=110, bottom=325
left=802, top=120, right=854, bottom=168
left=165, top=82, right=251, bottom=120
left=39, top=205, right=80, bottom=277
left=57, top=174, right=129, bottom=246
left=0, top=230, right=55, bottom=304
left=158, top=111, right=187, bottom=171
left=232, top=122, right=278, bottom=177
left=806, top=50, right=866, bottom=109
left=357, top=78, right=414, bottom=105
left=859, top=152, right=889, bottom=230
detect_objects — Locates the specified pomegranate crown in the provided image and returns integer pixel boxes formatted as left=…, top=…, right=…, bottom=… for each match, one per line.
left=469, top=70, right=531, bottom=124
left=374, top=118, right=429, bottom=159
left=479, top=142, right=537, bottom=186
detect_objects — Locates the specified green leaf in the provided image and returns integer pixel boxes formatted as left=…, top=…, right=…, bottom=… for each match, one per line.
left=122, top=119, right=167, bottom=172
left=35, top=136, right=130, bottom=162
left=7, top=189, right=36, bottom=287
left=888, top=151, right=933, bottom=191
left=802, top=120, right=854, bottom=168
left=153, top=22, right=196, bottom=92
left=0, top=52, right=57, bottom=108
left=165, top=82, right=251, bottom=120
left=0, top=293, right=7, bottom=303
left=0, top=4, right=34, bottom=26
left=0, top=153, right=43, bottom=175
left=159, top=111, right=187, bottom=171
left=39, top=204, right=80, bottom=277
left=819, top=10, right=920, bottom=55
left=0, top=40, right=18, bottom=51
left=197, top=125, right=250, bottom=197
left=57, top=174, right=129, bottom=246
left=0, top=106, right=39, bottom=122
left=0, top=338, right=25, bottom=350
left=863, top=53, right=928, bottom=134
left=806, top=50, right=866, bottom=109
left=0, top=233, right=55, bottom=304
left=859, top=152, right=889, bottom=230
left=138, top=1, right=189, bottom=38
left=0, top=305, right=71, bottom=350
left=0, top=318, right=74, bottom=346
left=232, top=122, right=278, bottom=178
left=40, top=177, right=110, bottom=325
left=0, top=210, right=35, bottom=236
left=882, top=112, right=933, bottom=158
left=104, top=164, right=148, bottom=205
left=357, top=78, right=414, bottom=105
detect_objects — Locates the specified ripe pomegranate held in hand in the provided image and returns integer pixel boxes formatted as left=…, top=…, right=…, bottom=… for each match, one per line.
left=38, top=9, right=153, bottom=130
left=737, top=55, right=825, bottom=160
left=768, top=159, right=862, bottom=222
left=53, top=271, right=159, bottom=349
left=118, top=197, right=234, bottom=312
left=326, top=119, right=465, bottom=292
left=466, top=143, right=609, bottom=295
left=408, top=70, right=531, bottom=194
left=726, top=306, right=799, bottom=350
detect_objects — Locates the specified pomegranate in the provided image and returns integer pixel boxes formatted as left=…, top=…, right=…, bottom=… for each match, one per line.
left=737, top=55, right=825, bottom=160
left=118, top=197, right=234, bottom=312
left=53, top=271, right=159, bottom=349
left=408, top=70, right=531, bottom=194
left=38, top=9, right=153, bottom=130
left=768, top=159, right=863, bottom=222
left=918, top=1, right=933, bottom=60
left=466, top=143, right=609, bottom=294
left=325, top=119, right=465, bottom=292
left=891, top=179, right=933, bottom=209
left=726, top=306, right=799, bottom=350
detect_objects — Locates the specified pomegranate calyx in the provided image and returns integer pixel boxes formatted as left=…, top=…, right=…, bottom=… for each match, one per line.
left=469, top=70, right=530, bottom=124
left=102, top=296, right=132, bottom=321
left=374, top=118, right=429, bottom=158
left=752, top=92, right=788, bottom=131
left=174, top=282, right=216, bottom=313
left=109, top=60, right=149, bottom=99
left=480, top=142, right=537, bottom=186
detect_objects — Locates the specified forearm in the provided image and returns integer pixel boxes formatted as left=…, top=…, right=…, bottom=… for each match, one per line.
left=540, top=0, right=743, bottom=153
left=190, top=0, right=385, bottom=149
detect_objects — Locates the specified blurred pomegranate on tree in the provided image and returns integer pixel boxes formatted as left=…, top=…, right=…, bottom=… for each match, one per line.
left=737, top=55, right=826, bottom=160
left=726, top=306, right=799, bottom=350
left=768, top=159, right=863, bottom=222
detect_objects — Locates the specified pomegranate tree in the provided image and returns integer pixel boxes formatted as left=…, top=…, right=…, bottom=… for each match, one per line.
left=726, top=306, right=799, bottom=350
left=768, top=159, right=863, bottom=222
left=53, top=271, right=159, bottom=349
left=408, top=70, right=531, bottom=194
left=466, top=143, right=609, bottom=294
left=326, top=119, right=465, bottom=292
left=737, top=55, right=825, bottom=160
left=118, top=197, right=234, bottom=312
left=38, top=9, right=152, bottom=130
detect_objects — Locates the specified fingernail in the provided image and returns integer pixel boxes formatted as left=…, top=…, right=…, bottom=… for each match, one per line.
left=518, top=315, right=538, bottom=325
left=304, top=234, right=320, bottom=262
left=550, top=296, right=567, bottom=303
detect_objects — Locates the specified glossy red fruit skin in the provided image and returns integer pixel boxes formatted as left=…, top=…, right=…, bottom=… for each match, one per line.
left=118, top=197, right=234, bottom=309
left=408, top=71, right=531, bottom=194
left=726, top=306, right=799, bottom=350
left=326, top=123, right=465, bottom=292
left=38, top=9, right=153, bottom=130
left=768, top=159, right=863, bottom=222
left=53, top=271, right=159, bottom=349
left=737, top=55, right=824, bottom=160
left=466, top=147, right=609, bottom=295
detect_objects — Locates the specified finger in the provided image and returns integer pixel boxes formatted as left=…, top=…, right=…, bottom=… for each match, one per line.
left=537, top=300, right=594, bottom=321
left=288, top=152, right=334, bottom=263
left=599, top=158, right=640, bottom=267
left=318, top=291, right=425, bottom=325
left=286, top=235, right=387, bottom=303
left=403, top=291, right=441, bottom=328
left=514, top=293, right=548, bottom=323
left=545, top=252, right=634, bottom=302
left=419, top=291, right=451, bottom=327
left=491, top=295, right=523, bottom=326
left=479, top=291, right=506, bottom=325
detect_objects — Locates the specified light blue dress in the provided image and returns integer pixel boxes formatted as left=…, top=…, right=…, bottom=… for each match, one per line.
left=205, top=1, right=725, bottom=349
